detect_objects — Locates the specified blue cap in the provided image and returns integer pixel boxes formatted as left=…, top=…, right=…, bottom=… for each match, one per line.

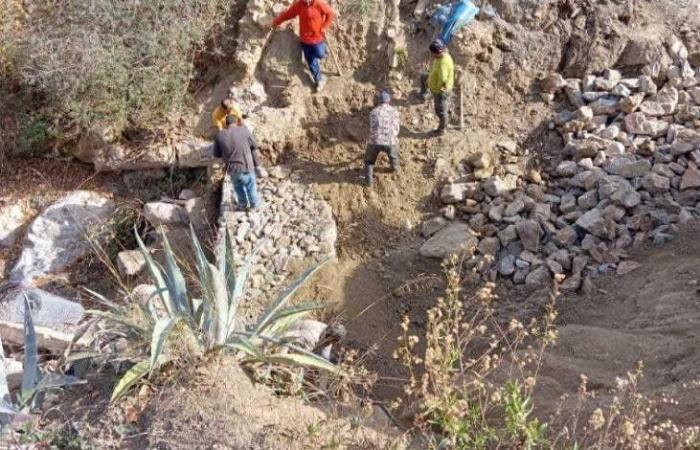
left=429, top=39, right=446, bottom=54
left=378, top=90, right=391, bottom=104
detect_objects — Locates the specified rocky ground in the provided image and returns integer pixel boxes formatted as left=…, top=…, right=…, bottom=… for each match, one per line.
left=433, top=37, right=700, bottom=293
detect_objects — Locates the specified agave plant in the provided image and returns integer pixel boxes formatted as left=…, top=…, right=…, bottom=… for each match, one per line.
left=1, top=297, right=84, bottom=426
left=87, top=226, right=343, bottom=401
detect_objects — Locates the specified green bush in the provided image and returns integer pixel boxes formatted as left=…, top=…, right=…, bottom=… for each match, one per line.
left=83, top=226, right=343, bottom=401
left=16, top=114, right=51, bottom=156
left=17, top=1, right=230, bottom=136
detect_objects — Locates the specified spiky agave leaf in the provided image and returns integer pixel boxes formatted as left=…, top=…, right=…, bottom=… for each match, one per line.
left=111, top=356, right=169, bottom=402
left=33, top=374, right=86, bottom=392
left=135, top=229, right=174, bottom=317
left=160, top=227, right=191, bottom=316
left=231, top=332, right=345, bottom=376
left=21, top=295, right=40, bottom=399
left=254, top=258, right=331, bottom=335
left=205, top=262, right=230, bottom=346
left=85, top=310, right=149, bottom=337
left=150, top=316, right=182, bottom=373
left=190, top=225, right=216, bottom=343
left=0, top=334, right=9, bottom=406
left=226, top=243, right=260, bottom=337
left=265, top=352, right=344, bottom=376
left=226, top=337, right=265, bottom=360
left=83, top=287, right=120, bottom=310
left=256, top=303, right=325, bottom=338
left=0, top=401, right=18, bottom=416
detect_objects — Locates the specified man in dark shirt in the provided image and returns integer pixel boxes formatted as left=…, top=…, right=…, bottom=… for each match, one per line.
left=212, top=116, right=265, bottom=210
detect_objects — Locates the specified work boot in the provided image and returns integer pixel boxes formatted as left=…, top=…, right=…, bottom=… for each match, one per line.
left=316, top=75, right=326, bottom=92
left=364, top=164, right=374, bottom=186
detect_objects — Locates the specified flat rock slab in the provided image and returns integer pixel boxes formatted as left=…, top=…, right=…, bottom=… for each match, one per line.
left=0, top=287, right=84, bottom=329
left=10, top=191, right=115, bottom=283
left=420, top=223, right=478, bottom=259
left=617, top=260, right=642, bottom=275
left=0, top=287, right=85, bottom=352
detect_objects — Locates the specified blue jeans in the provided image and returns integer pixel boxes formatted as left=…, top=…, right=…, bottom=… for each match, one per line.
left=301, top=41, right=326, bottom=84
left=230, top=171, right=259, bottom=209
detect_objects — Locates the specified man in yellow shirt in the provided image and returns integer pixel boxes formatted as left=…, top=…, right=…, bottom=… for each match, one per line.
left=420, top=39, right=454, bottom=135
left=212, top=98, right=244, bottom=131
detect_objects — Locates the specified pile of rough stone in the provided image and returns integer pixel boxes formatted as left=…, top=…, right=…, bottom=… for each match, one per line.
left=421, top=35, right=700, bottom=292
left=218, top=166, right=337, bottom=310
left=117, top=165, right=337, bottom=306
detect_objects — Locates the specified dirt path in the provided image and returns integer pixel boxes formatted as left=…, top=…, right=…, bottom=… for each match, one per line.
left=535, top=225, right=700, bottom=424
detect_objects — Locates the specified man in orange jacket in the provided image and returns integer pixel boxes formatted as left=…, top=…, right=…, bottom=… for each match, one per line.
left=269, top=0, right=335, bottom=92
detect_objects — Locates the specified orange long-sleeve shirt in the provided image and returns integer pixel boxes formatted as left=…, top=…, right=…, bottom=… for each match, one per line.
left=272, top=0, right=334, bottom=45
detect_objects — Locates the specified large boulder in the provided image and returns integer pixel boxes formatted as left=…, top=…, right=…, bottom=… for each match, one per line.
left=143, top=202, right=189, bottom=226
left=419, top=223, right=478, bottom=259
left=0, top=287, right=85, bottom=352
left=617, top=34, right=671, bottom=68
left=0, top=204, right=30, bottom=248
left=10, top=191, right=115, bottom=283
left=76, top=131, right=214, bottom=171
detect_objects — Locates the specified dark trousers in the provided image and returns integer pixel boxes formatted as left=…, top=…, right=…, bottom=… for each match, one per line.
left=433, top=92, right=451, bottom=131
left=301, top=41, right=327, bottom=84
left=420, top=74, right=451, bottom=131
left=364, top=144, right=399, bottom=183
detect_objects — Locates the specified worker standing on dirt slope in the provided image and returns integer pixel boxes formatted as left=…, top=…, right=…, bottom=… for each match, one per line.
left=212, top=115, right=267, bottom=211
left=269, top=0, right=335, bottom=92
left=364, top=90, right=400, bottom=186
left=420, top=39, right=454, bottom=135
left=212, top=98, right=244, bottom=131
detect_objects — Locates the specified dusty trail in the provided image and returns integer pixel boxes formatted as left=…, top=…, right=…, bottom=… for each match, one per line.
left=536, top=225, right=700, bottom=424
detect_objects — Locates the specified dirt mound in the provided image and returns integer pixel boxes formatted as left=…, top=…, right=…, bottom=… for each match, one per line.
left=535, top=224, right=700, bottom=425
left=135, top=359, right=403, bottom=449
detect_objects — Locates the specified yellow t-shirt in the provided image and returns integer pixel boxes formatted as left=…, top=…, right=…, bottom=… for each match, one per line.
left=428, top=53, right=455, bottom=94
left=212, top=104, right=243, bottom=130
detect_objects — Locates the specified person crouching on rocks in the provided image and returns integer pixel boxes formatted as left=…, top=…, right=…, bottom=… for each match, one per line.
left=212, top=98, right=244, bottom=131
left=212, top=115, right=267, bottom=211
left=364, top=90, right=400, bottom=186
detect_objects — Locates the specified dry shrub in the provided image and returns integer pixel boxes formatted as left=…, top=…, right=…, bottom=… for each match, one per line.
left=393, top=255, right=700, bottom=449
left=14, top=1, right=230, bottom=136
left=549, top=365, right=700, bottom=449
left=394, top=255, right=557, bottom=449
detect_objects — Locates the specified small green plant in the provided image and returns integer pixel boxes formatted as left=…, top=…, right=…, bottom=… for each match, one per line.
left=86, top=226, right=344, bottom=401
left=17, top=114, right=51, bottom=156
left=394, top=47, right=408, bottom=72
left=1, top=297, right=84, bottom=425
left=342, top=0, right=378, bottom=17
